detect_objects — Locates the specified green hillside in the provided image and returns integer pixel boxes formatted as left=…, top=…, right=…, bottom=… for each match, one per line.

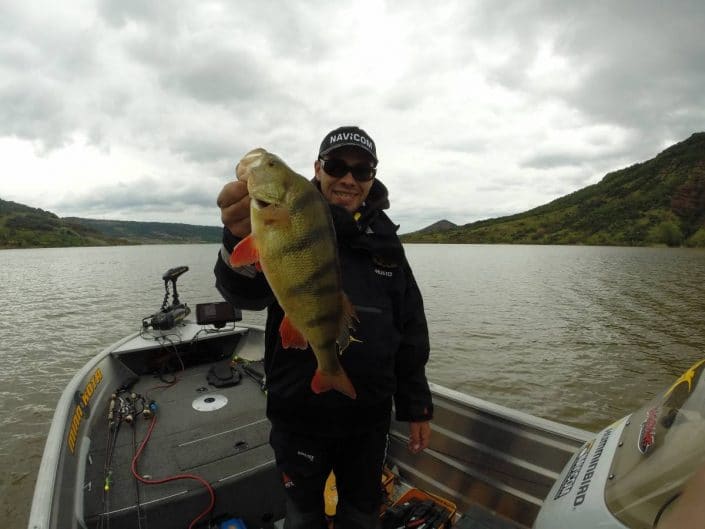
left=401, top=132, right=705, bottom=247
left=63, top=218, right=221, bottom=244
left=0, top=199, right=221, bottom=249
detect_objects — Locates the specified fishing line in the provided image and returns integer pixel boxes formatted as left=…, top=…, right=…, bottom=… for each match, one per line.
left=131, top=424, right=146, bottom=529
left=100, top=388, right=153, bottom=528
left=99, top=397, right=124, bottom=529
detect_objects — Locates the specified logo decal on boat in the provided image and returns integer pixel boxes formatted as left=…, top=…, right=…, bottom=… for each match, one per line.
left=554, top=441, right=593, bottom=500
left=663, top=359, right=705, bottom=401
left=67, top=368, right=103, bottom=454
left=573, top=428, right=612, bottom=507
left=638, top=407, right=658, bottom=454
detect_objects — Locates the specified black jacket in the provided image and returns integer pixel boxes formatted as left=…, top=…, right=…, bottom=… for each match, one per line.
left=214, top=179, right=433, bottom=435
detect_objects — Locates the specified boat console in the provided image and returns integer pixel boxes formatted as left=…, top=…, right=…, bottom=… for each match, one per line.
left=535, top=359, right=705, bottom=529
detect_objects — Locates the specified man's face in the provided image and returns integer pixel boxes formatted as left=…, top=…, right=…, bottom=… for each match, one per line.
left=314, top=147, right=376, bottom=213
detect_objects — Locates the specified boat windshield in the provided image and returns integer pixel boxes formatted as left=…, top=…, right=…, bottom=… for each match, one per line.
left=604, top=358, right=705, bottom=528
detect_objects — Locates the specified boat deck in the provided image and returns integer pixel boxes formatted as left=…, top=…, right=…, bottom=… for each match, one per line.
left=42, top=322, right=588, bottom=529
left=83, top=353, right=286, bottom=529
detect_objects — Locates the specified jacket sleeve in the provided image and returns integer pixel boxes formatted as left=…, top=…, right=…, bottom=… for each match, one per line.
left=393, top=261, right=434, bottom=422
left=214, top=227, right=274, bottom=310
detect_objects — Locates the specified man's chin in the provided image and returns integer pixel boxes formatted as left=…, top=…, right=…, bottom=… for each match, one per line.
left=331, top=196, right=359, bottom=212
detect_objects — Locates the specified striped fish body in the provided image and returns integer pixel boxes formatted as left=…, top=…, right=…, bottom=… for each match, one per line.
left=230, top=149, right=357, bottom=399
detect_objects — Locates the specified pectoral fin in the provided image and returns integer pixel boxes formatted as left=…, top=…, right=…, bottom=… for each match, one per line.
left=230, top=235, right=260, bottom=267
left=279, top=315, right=308, bottom=349
left=311, top=369, right=357, bottom=400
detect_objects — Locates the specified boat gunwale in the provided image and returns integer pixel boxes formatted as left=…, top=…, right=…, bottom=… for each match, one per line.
left=428, top=382, right=594, bottom=444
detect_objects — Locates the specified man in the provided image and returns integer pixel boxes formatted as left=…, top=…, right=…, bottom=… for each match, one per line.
left=214, top=126, right=433, bottom=529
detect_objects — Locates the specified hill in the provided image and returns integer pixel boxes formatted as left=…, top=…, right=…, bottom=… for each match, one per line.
left=401, top=132, right=705, bottom=247
left=0, top=199, right=221, bottom=249
left=63, top=218, right=221, bottom=244
left=413, top=219, right=458, bottom=234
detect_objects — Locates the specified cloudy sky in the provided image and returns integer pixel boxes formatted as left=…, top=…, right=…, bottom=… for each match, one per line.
left=2, top=1, right=704, bottom=233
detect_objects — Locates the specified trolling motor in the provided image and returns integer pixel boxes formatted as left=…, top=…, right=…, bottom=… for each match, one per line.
left=143, top=266, right=191, bottom=330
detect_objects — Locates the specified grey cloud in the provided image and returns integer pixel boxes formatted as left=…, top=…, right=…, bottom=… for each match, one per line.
left=111, top=1, right=330, bottom=106
left=434, top=137, right=489, bottom=155
left=475, top=178, right=527, bottom=193
left=481, top=1, right=705, bottom=138
left=163, top=108, right=321, bottom=168
left=124, top=26, right=274, bottom=105
left=1, top=3, right=99, bottom=78
left=170, top=134, right=240, bottom=164
left=97, top=0, right=179, bottom=29
left=519, top=145, right=632, bottom=171
left=160, top=48, right=272, bottom=104
left=521, top=152, right=587, bottom=170
left=0, top=5, right=104, bottom=150
left=0, top=80, right=72, bottom=150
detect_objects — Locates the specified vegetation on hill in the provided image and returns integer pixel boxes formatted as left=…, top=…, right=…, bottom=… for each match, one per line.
left=63, top=218, right=221, bottom=244
left=0, top=199, right=221, bottom=249
left=401, top=132, right=705, bottom=247
left=0, top=199, right=112, bottom=248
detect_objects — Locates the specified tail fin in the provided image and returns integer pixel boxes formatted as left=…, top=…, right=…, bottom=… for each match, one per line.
left=311, top=369, right=357, bottom=400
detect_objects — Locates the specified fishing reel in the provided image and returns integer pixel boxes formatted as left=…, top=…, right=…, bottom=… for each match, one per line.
left=143, top=266, right=191, bottom=330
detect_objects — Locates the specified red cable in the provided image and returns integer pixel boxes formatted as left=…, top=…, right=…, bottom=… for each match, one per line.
left=131, top=415, right=216, bottom=529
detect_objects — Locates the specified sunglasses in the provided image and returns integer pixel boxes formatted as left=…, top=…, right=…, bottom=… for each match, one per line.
left=319, top=158, right=377, bottom=182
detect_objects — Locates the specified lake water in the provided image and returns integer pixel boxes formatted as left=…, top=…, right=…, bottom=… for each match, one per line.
left=2, top=243, right=705, bottom=527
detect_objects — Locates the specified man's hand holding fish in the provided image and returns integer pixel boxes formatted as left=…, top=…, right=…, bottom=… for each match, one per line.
left=216, top=180, right=250, bottom=238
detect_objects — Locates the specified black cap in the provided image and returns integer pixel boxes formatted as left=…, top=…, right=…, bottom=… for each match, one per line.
left=318, top=126, right=377, bottom=164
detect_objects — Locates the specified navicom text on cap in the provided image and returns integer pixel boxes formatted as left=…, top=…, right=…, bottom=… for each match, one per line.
left=319, top=126, right=378, bottom=164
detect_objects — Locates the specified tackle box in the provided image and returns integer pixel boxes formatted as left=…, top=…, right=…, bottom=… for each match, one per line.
left=382, top=487, right=456, bottom=528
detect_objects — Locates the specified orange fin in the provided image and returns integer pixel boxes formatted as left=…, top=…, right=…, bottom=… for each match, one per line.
left=311, top=369, right=357, bottom=399
left=230, top=235, right=260, bottom=267
left=279, top=315, right=308, bottom=349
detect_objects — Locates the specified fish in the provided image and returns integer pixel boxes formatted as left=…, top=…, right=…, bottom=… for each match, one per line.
left=229, top=148, right=357, bottom=399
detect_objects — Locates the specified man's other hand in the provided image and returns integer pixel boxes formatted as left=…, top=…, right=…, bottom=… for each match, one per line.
left=408, top=421, right=431, bottom=454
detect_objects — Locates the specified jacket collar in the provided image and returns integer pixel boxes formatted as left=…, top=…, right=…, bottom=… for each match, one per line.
left=311, top=178, right=392, bottom=233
